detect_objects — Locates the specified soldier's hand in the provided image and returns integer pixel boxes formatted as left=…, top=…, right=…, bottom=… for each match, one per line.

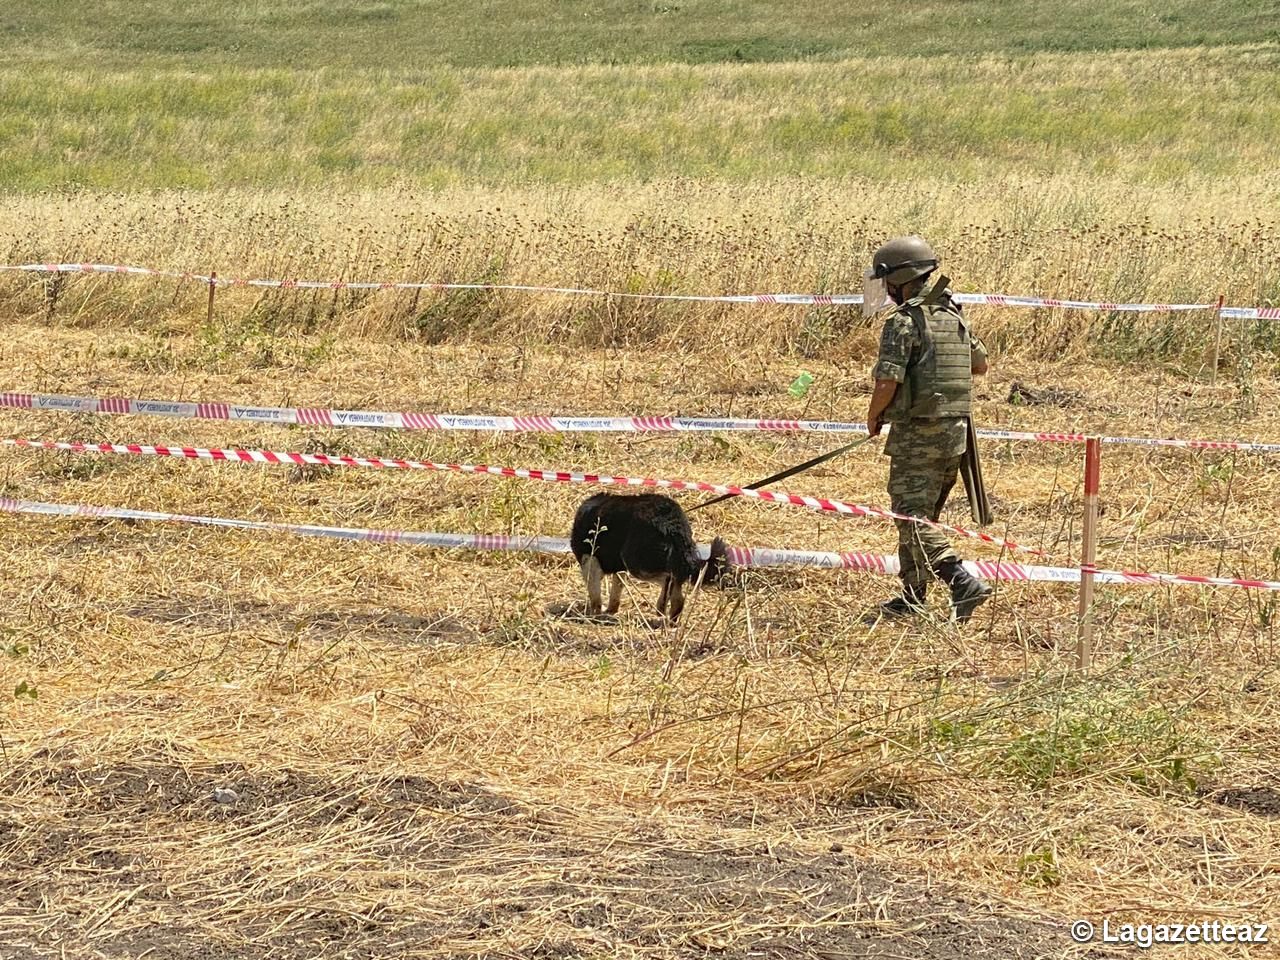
left=867, top=413, right=883, bottom=437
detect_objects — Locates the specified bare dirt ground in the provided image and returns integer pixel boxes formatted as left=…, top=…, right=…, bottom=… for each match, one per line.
left=1, top=324, right=1277, bottom=958
left=3, top=751, right=1076, bottom=960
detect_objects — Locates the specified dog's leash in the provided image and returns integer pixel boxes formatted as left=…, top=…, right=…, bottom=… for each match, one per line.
left=687, top=434, right=875, bottom=512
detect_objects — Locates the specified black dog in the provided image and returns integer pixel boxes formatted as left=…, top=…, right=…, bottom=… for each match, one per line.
left=570, top=493, right=731, bottom=623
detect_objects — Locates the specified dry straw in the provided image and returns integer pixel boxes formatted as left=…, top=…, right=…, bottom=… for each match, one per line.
left=1, top=177, right=1277, bottom=367
left=2, top=317, right=1278, bottom=955
left=3, top=165, right=1280, bottom=954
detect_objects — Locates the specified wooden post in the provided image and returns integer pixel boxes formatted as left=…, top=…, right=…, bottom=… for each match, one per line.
left=45, top=272, right=61, bottom=324
left=1209, top=294, right=1226, bottom=385
left=1076, top=436, right=1101, bottom=671
left=206, top=270, right=217, bottom=325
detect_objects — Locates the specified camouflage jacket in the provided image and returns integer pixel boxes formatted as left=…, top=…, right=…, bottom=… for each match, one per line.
left=872, top=290, right=987, bottom=459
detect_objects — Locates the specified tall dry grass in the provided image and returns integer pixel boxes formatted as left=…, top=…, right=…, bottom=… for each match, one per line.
left=1, top=177, right=1278, bottom=369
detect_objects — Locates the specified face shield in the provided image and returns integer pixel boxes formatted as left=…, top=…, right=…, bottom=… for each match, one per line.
left=862, top=268, right=888, bottom=318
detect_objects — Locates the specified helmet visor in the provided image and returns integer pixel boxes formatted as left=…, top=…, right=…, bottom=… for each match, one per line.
left=862, top=269, right=888, bottom=318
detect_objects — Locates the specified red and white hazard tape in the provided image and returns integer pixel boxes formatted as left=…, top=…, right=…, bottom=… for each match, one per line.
left=0, top=263, right=856, bottom=306
left=979, top=428, right=1280, bottom=453
left=1, top=437, right=1042, bottom=557
left=2, top=495, right=1276, bottom=592
left=5, top=388, right=1280, bottom=454
left=1220, top=306, right=1280, bottom=321
left=0, top=262, right=1241, bottom=314
left=0, top=390, right=841, bottom=434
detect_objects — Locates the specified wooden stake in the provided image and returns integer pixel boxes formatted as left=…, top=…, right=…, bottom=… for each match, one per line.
left=1209, top=293, right=1226, bottom=385
left=45, top=273, right=61, bottom=324
left=206, top=271, right=217, bottom=326
left=1076, top=436, right=1101, bottom=671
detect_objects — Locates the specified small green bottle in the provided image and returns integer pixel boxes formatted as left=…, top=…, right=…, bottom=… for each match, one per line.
left=788, top=371, right=814, bottom=398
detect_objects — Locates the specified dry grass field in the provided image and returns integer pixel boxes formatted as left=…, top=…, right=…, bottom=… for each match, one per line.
left=2, top=316, right=1279, bottom=958
left=2, top=180, right=1279, bottom=371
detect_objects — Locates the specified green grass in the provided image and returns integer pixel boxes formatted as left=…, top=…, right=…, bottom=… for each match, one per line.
left=1, top=45, right=1278, bottom=191
left=0, top=2, right=1276, bottom=191
left=3, top=0, right=1277, bottom=68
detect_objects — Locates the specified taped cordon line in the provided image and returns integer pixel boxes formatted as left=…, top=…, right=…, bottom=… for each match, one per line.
left=4, top=389, right=1279, bottom=454
left=3, top=494, right=1277, bottom=592
left=1220, top=306, right=1280, bottom=320
left=0, top=262, right=859, bottom=306
left=1, top=437, right=1042, bottom=557
left=8, top=261, right=1279, bottom=316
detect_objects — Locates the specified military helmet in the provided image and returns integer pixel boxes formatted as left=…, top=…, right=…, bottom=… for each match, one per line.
left=870, top=235, right=939, bottom=285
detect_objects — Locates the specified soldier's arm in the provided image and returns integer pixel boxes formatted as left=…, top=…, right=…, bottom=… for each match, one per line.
left=867, top=379, right=899, bottom=436
left=868, top=314, right=913, bottom=436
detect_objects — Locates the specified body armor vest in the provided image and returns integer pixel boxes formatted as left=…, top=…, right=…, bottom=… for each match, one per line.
left=885, top=297, right=973, bottom=421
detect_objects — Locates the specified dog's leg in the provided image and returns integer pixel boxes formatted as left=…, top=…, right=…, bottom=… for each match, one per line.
left=656, top=576, right=670, bottom=618
left=580, top=557, right=604, bottom=615
left=606, top=574, right=623, bottom=614
left=667, top=578, right=685, bottom=624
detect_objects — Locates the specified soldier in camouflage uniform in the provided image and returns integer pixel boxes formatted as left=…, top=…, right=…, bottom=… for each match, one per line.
left=864, top=236, right=993, bottom=622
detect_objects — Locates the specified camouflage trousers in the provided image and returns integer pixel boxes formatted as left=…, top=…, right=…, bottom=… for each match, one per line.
left=887, top=450, right=962, bottom=591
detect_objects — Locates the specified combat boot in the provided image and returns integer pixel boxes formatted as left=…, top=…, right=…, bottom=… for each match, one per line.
left=933, top=560, right=992, bottom=623
left=877, top=582, right=927, bottom=620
